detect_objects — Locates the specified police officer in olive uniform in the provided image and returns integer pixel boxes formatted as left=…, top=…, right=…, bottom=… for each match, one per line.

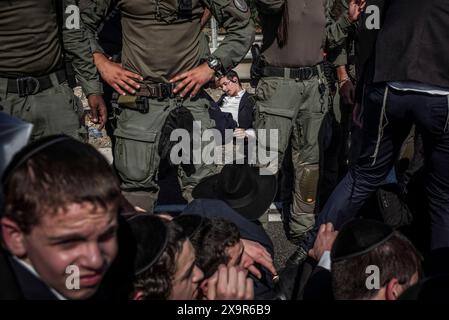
left=80, top=0, right=255, bottom=211
left=0, top=0, right=106, bottom=141
left=252, top=0, right=365, bottom=249
left=318, top=0, right=358, bottom=209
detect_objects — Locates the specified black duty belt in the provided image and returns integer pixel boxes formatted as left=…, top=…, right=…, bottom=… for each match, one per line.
left=6, top=69, right=67, bottom=97
left=136, top=83, right=176, bottom=99
left=262, top=64, right=321, bottom=81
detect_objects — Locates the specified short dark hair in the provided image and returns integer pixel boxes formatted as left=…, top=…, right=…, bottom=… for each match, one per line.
left=189, top=217, right=240, bottom=278
left=2, top=136, right=122, bottom=234
left=332, top=231, right=422, bottom=300
left=224, top=70, right=241, bottom=87
left=132, top=221, right=186, bottom=300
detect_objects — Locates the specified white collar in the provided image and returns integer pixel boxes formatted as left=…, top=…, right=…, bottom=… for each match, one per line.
left=237, top=89, right=246, bottom=97
left=225, top=89, right=246, bottom=99
left=12, top=256, right=67, bottom=300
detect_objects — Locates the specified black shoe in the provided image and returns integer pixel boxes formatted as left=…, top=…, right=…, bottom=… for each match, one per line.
left=285, top=246, right=308, bottom=267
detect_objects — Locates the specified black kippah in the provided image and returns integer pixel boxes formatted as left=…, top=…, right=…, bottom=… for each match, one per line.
left=331, top=218, right=394, bottom=262
left=126, top=215, right=169, bottom=276
left=172, top=214, right=206, bottom=239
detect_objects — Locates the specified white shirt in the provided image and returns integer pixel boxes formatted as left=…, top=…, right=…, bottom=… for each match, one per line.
left=12, top=256, right=67, bottom=300
left=388, top=81, right=449, bottom=96
left=220, top=89, right=256, bottom=138
left=317, top=251, right=332, bottom=271
left=221, top=89, right=246, bottom=124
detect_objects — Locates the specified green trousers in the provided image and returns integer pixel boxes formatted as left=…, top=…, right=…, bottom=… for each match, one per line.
left=254, top=71, right=330, bottom=243
left=114, top=93, right=218, bottom=212
left=0, top=76, right=85, bottom=142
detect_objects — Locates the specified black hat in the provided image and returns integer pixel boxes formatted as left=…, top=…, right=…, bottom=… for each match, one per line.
left=172, top=214, right=207, bottom=239
left=331, top=219, right=394, bottom=262
left=192, top=164, right=277, bottom=220
left=126, top=215, right=169, bottom=276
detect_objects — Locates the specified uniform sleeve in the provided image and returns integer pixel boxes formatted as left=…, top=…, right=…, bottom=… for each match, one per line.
left=255, top=0, right=285, bottom=14
left=62, top=0, right=103, bottom=96
left=79, top=0, right=114, bottom=55
left=203, top=0, right=255, bottom=74
left=325, top=0, right=350, bottom=67
left=325, top=0, right=354, bottom=50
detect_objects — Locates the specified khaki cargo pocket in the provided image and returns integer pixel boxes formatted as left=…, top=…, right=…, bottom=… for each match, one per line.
left=255, top=105, right=296, bottom=154
left=114, top=128, right=158, bottom=183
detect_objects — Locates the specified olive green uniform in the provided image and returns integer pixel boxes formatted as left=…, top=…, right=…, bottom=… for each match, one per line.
left=81, top=0, right=255, bottom=210
left=0, top=0, right=102, bottom=141
left=318, top=0, right=358, bottom=209
left=254, top=0, right=353, bottom=243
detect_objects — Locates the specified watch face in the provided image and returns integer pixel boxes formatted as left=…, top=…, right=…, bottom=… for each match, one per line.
left=208, top=58, right=219, bottom=69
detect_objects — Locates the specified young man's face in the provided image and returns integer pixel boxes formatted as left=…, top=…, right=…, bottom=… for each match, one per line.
left=4, top=202, right=118, bottom=300
left=170, top=239, right=204, bottom=300
left=218, top=76, right=242, bottom=97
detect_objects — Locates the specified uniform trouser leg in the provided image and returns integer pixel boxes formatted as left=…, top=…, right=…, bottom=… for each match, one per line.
left=0, top=78, right=84, bottom=141
left=114, top=94, right=218, bottom=211
left=254, top=75, right=329, bottom=243
left=288, top=78, right=329, bottom=243
left=175, top=95, right=220, bottom=201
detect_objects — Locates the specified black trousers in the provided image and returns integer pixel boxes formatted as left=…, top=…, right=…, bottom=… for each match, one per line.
left=311, top=83, right=449, bottom=252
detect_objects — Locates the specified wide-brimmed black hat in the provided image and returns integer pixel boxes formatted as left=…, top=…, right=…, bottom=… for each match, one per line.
left=192, top=164, right=277, bottom=221
left=331, top=218, right=394, bottom=262
left=126, top=214, right=169, bottom=276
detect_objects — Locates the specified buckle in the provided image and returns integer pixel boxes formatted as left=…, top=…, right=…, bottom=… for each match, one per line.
left=158, top=83, right=174, bottom=99
left=145, top=84, right=157, bottom=97
left=16, top=76, right=40, bottom=97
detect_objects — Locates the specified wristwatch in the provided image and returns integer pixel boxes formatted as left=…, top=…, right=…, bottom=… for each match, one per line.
left=206, top=56, right=223, bottom=76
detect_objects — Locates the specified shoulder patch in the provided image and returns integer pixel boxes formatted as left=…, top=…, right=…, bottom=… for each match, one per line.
left=233, top=0, right=248, bottom=13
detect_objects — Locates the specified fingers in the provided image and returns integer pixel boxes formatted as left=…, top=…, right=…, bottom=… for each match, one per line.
left=123, top=77, right=141, bottom=91
left=124, top=70, right=144, bottom=83
left=245, top=278, right=254, bottom=300
left=190, top=83, right=203, bottom=98
left=217, top=265, right=228, bottom=297
left=112, top=83, right=126, bottom=96
left=206, top=272, right=218, bottom=300
left=237, top=269, right=247, bottom=299
left=173, top=77, right=192, bottom=96
left=117, top=80, right=136, bottom=95
left=170, top=72, right=188, bottom=85
left=325, top=222, right=334, bottom=233
left=241, top=239, right=276, bottom=275
left=319, top=223, right=327, bottom=234
left=180, top=79, right=196, bottom=98
left=247, top=264, right=262, bottom=279
left=89, top=104, right=98, bottom=124
left=87, top=95, right=107, bottom=129
left=97, top=100, right=107, bottom=129
left=214, top=265, right=254, bottom=300
left=227, top=266, right=238, bottom=298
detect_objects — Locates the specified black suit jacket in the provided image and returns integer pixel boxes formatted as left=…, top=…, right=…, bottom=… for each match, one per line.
left=216, top=91, right=255, bottom=130
left=373, top=0, right=449, bottom=88
left=0, top=250, right=22, bottom=300
left=0, top=250, right=58, bottom=300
